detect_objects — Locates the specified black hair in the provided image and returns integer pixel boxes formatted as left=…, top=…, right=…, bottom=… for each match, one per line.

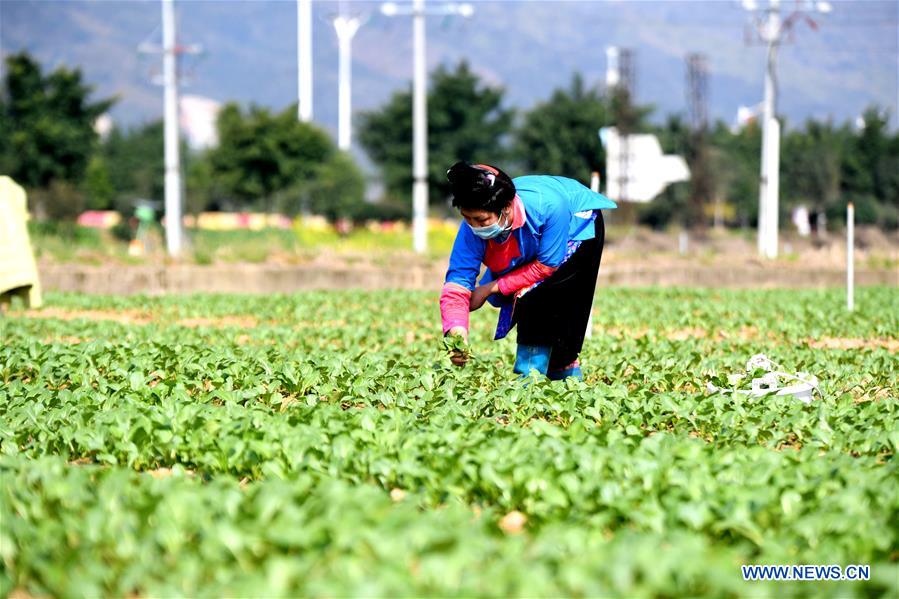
left=446, top=161, right=515, bottom=214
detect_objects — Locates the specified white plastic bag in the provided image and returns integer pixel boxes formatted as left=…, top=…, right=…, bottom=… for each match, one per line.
left=707, top=354, right=820, bottom=404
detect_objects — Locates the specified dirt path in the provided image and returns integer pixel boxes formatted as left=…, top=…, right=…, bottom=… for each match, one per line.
left=34, top=262, right=898, bottom=295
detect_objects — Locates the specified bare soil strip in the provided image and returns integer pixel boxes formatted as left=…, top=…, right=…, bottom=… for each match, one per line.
left=17, top=307, right=258, bottom=329
left=18, top=309, right=896, bottom=351
left=806, top=336, right=899, bottom=352
left=599, top=325, right=896, bottom=351
left=23, top=307, right=153, bottom=325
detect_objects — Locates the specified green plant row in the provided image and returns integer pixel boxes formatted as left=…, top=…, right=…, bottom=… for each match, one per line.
left=17, top=287, right=899, bottom=339
left=1, top=288, right=896, bottom=597
left=2, top=456, right=896, bottom=598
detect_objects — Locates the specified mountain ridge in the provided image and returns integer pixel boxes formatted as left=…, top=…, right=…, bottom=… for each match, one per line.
left=2, top=0, right=896, bottom=137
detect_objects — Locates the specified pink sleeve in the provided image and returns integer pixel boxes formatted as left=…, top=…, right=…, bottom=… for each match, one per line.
left=440, top=282, right=472, bottom=334
left=496, top=261, right=557, bottom=296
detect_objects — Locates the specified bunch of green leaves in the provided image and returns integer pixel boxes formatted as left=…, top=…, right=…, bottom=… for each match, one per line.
left=442, top=332, right=470, bottom=359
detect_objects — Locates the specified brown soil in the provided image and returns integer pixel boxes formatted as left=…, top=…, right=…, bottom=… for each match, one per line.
left=499, top=510, right=528, bottom=534
left=176, top=315, right=258, bottom=329
left=42, top=335, right=89, bottom=344
left=666, top=327, right=710, bottom=341
left=23, top=307, right=153, bottom=325
left=146, top=467, right=195, bottom=479
left=18, top=307, right=260, bottom=330
left=601, top=325, right=760, bottom=341
left=806, top=336, right=899, bottom=352
left=599, top=325, right=895, bottom=350
left=17, top=307, right=898, bottom=353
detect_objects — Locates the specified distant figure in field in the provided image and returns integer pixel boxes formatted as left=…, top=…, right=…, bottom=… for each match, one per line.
left=440, top=162, right=616, bottom=380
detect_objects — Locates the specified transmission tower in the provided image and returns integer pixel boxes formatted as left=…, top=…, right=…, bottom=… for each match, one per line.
left=611, top=48, right=636, bottom=207
left=686, top=53, right=708, bottom=132
left=686, top=52, right=712, bottom=229
left=618, top=48, right=635, bottom=99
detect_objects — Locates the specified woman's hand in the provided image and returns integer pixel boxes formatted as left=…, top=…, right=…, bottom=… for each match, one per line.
left=469, top=281, right=499, bottom=311
left=445, top=327, right=469, bottom=367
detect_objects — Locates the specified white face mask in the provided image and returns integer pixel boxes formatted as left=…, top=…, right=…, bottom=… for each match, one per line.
left=469, top=210, right=511, bottom=240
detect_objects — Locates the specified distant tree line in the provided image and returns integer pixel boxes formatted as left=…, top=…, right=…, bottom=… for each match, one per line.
left=358, top=61, right=899, bottom=230
left=0, top=52, right=367, bottom=223
left=2, top=51, right=897, bottom=229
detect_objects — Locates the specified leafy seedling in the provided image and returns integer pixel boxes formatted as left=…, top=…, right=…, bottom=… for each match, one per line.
left=443, top=333, right=471, bottom=363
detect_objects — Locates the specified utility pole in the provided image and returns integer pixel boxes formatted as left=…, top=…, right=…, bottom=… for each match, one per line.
left=758, top=0, right=779, bottom=258
left=381, top=0, right=473, bottom=254
left=162, top=0, right=183, bottom=256
left=140, top=1, right=202, bottom=257
left=743, top=0, right=830, bottom=258
left=297, top=0, right=313, bottom=122
left=0, top=4, right=4, bottom=82
left=846, top=202, right=854, bottom=311
left=333, top=11, right=361, bottom=151
left=411, top=0, right=428, bottom=254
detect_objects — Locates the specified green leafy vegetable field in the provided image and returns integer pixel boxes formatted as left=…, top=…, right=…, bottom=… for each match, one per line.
left=1, top=287, right=897, bottom=597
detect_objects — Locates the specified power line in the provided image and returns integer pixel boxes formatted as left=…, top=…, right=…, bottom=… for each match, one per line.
left=333, top=7, right=364, bottom=151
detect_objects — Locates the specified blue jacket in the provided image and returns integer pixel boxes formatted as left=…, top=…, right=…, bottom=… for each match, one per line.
left=444, top=175, right=617, bottom=300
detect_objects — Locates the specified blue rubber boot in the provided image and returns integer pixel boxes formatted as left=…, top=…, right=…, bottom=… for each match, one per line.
left=547, top=365, right=583, bottom=381
left=514, top=344, right=552, bottom=377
